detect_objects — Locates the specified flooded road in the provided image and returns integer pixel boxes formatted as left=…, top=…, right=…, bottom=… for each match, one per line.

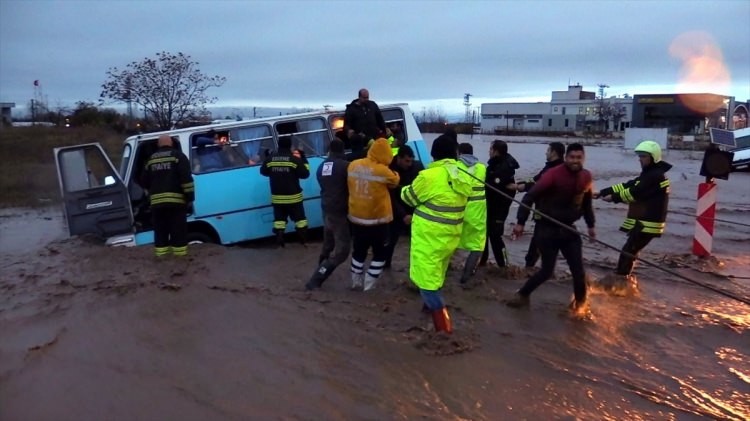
left=1, top=137, right=748, bottom=420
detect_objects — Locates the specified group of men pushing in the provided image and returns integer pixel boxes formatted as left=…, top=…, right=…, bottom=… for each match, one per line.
left=141, top=88, right=671, bottom=334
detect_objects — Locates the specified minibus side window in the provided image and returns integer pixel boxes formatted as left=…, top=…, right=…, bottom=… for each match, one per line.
left=275, top=118, right=330, bottom=157
left=382, top=109, right=407, bottom=143
left=191, top=130, right=246, bottom=173
left=232, top=125, right=274, bottom=165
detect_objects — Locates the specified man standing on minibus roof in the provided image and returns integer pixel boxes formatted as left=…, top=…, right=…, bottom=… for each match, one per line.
left=344, top=88, right=391, bottom=142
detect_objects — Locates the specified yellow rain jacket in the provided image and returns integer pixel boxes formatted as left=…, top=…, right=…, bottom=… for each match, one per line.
left=456, top=155, right=487, bottom=251
left=401, top=158, right=473, bottom=290
left=347, top=138, right=400, bottom=225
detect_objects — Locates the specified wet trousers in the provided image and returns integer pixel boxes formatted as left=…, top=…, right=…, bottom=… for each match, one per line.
left=152, top=205, right=187, bottom=256
left=350, top=224, right=389, bottom=280
left=518, top=223, right=587, bottom=303
left=383, top=217, right=408, bottom=267
left=272, top=202, right=308, bottom=231
left=480, top=205, right=511, bottom=267
left=524, top=222, right=540, bottom=267
left=319, top=212, right=351, bottom=268
left=616, top=230, right=654, bottom=276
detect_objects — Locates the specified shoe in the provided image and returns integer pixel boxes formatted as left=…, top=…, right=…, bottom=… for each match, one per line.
left=363, top=273, right=378, bottom=291
left=351, top=273, right=364, bottom=291
left=431, top=308, right=453, bottom=333
left=506, top=292, right=530, bottom=308
left=568, top=298, right=590, bottom=315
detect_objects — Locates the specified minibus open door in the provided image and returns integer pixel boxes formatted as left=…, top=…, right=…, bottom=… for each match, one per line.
left=53, top=143, right=134, bottom=238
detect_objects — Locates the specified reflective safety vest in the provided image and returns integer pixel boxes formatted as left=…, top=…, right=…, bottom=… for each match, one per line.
left=401, top=158, right=473, bottom=290
left=457, top=161, right=487, bottom=251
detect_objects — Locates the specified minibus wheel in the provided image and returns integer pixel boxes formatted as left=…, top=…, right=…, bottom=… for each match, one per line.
left=186, top=232, right=214, bottom=244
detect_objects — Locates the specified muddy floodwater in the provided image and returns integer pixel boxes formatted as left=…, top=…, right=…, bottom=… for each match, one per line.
left=1, top=135, right=749, bottom=420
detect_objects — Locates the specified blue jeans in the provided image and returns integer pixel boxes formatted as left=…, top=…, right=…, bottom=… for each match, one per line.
left=420, top=289, right=445, bottom=311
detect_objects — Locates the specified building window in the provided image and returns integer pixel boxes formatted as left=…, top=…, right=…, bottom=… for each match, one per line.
left=554, top=107, right=558, bottom=112
left=548, top=119, right=552, bottom=127
left=579, top=107, right=584, bottom=114
left=562, top=107, right=566, bottom=115
left=564, top=119, right=569, bottom=127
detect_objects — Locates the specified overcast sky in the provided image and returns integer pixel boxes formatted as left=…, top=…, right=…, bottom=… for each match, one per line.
left=1, top=0, right=748, bottom=117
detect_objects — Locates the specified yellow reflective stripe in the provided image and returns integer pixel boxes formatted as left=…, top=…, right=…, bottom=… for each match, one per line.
left=146, top=157, right=178, bottom=166
left=304, top=164, right=310, bottom=170
left=641, top=227, right=663, bottom=234
left=612, top=183, right=624, bottom=193
left=472, top=186, right=484, bottom=191
left=151, top=198, right=185, bottom=205
left=414, top=209, right=463, bottom=225
left=154, top=246, right=171, bottom=256
left=423, top=202, right=465, bottom=213
left=172, top=246, right=188, bottom=256
left=267, top=161, right=297, bottom=168
left=660, top=180, right=670, bottom=188
left=620, top=188, right=635, bottom=203
left=271, top=193, right=303, bottom=204
left=273, top=221, right=287, bottom=229
left=467, top=195, right=486, bottom=201
left=402, top=185, right=420, bottom=207
left=640, top=221, right=665, bottom=229
left=294, top=219, right=308, bottom=228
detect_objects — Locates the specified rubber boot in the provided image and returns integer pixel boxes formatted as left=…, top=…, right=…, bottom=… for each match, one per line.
left=363, top=273, right=378, bottom=291
left=296, top=227, right=308, bottom=246
left=305, top=261, right=335, bottom=290
left=431, top=307, right=453, bottom=333
left=351, top=272, right=364, bottom=291
left=274, top=229, right=285, bottom=248
left=460, top=251, right=482, bottom=284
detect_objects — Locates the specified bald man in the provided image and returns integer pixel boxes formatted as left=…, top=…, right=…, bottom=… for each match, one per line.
left=140, top=135, right=195, bottom=257
left=343, top=88, right=390, bottom=142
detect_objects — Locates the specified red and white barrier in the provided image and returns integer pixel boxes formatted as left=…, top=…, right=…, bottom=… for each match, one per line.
left=692, top=182, right=717, bottom=257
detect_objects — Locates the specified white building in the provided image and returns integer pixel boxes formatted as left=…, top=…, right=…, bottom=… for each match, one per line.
left=481, top=85, right=633, bottom=134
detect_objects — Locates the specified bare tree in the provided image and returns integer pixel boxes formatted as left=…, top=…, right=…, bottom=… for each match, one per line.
left=100, top=51, right=226, bottom=130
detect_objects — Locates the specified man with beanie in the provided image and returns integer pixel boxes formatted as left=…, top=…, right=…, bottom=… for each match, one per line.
left=401, top=135, right=473, bottom=333
left=455, top=142, right=487, bottom=284
left=595, top=140, right=671, bottom=288
left=347, top=138, right=400, bottom=291
left=305, top=139, right=351, bottom=290
left=260, top=135, right=310, bottom=247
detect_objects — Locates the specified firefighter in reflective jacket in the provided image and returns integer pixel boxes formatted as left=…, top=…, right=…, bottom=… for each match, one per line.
left=401, top=135, right=473, bottom=333
left=260, top=135, right=310, bottom=247
left=596, top=140, right=671, bottom=279
left=140, top=135, right=195, bottom=257
left=455, top=142, right=487, bottom=284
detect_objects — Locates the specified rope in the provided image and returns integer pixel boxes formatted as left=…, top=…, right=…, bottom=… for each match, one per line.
left=456, top=167, right=750, bottom=307
left=669, top=209, right=750, bottom=228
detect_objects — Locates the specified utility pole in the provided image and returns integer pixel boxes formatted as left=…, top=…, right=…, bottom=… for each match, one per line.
left=597, top=83, right=609, bottom=100
left=463, top=93, right=472, bottom=123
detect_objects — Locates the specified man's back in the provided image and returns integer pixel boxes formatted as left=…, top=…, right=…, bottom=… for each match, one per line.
left=317, top=152, right=349, bottom=215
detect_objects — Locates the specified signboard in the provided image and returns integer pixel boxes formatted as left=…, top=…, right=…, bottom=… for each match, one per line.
left=709, top=128, right=736, bottom=147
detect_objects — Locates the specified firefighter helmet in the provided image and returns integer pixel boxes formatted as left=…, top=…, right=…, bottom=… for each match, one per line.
left=634, top=140, right=662, bottom=163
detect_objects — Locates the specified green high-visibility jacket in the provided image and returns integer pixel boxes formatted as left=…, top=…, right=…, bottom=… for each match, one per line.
left=457, top=156, right=487, bottom=251
left=401, top=158, right=473, bottom=291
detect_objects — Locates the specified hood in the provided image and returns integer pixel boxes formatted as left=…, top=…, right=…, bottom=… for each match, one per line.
left=643, top=160, right=673, bottom=174
left=459, top=154, right=479, bottom=167
left=489, top=154, right=520, bottom=169
left=367, top=138, right=394, bottom=165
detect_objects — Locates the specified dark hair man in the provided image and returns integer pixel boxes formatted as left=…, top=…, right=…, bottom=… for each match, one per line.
left=306, top=139, right=351, bottom=290
left=516, top=141, right=565, bottom=271
left=507, top=143, right=596, bottom=313
left=595, top=140, right=671, bottom=288
left=260, top=135, right=310, bottom=247
left=383, top=145, right=424, bottom=269
left=343, top=88, right=391, bottom=142
left=140, top=134, right=195, bottom=257
left=479, top=139, right=519, bottom=268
